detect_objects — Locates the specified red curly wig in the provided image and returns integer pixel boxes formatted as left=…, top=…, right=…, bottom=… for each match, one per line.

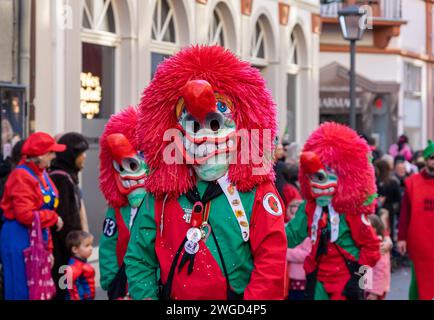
left=137, top=46, right=277, bottom=198
left=299, top=122, right=377, bottom=215
left=99, top=106, right=139, bottom=208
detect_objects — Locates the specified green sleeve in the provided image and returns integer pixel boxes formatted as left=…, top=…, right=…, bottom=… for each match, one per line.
left=99, top=207, right=119, bottom=291
left=285, top=201, right=309, bottom=248
left=125, top=194, right=159, bottom=300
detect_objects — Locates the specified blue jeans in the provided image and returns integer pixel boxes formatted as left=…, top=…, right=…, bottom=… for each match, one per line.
left=0, top=219, right=30, bottom=300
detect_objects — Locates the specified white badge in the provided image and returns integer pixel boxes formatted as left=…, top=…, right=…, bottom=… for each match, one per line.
left=186, top=228, right=202, bottom=243
left=262, top=193, right=283, bottom=216
left=184, top=240, right=199, bottom=255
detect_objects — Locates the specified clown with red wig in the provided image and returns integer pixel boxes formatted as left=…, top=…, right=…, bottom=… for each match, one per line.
left=286, top=122, right=381, bottom=300
left=98, top=106, right=149, bottom=300
left=125, top=46, right=287, bottom=300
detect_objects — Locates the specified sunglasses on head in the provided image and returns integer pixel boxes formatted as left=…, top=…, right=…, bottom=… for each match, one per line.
left=429, top=155, right=434, bottom=160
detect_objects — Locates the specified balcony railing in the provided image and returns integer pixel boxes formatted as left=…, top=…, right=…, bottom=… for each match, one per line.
left=320, top=1, right=343, bottom=18
left=380, top=0, right=402, bottom=20
left=320, top=0, right=402, bottom=20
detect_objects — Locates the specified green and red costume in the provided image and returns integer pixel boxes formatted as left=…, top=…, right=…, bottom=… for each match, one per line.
left=126, top=46, right=287, bottom=300
left=99, top=202, right=143, bottom=291
left=98, top=106, right=148, bottom=299
left=126, top=180, right=286, bottom=300
left=286, top=201, right=380, bottom=300
left=286, top=122, right=380, bottom=300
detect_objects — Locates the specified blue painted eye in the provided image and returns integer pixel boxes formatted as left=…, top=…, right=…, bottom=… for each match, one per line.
left=217, top=101, right=228, bottom=113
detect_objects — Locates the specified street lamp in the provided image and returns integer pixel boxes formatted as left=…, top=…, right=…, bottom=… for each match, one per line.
left=338, top=5, right=367, bottom=130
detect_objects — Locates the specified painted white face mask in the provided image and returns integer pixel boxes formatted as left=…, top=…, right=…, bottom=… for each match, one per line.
left=175, top=80, right=237, bottom=181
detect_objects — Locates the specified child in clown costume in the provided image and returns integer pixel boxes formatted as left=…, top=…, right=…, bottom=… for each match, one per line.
left=286, top=122, right=381, bottom=300
left=125, top=46, right=287, bottom=300
left=98, top=106, right=149, bottom=300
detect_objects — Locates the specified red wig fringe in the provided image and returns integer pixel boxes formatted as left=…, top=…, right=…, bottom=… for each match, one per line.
left=137, top=46, right=277, bottom=198
left=299, top=122, right=377, bottom=215
left=99, top=106, right=139, bottom=208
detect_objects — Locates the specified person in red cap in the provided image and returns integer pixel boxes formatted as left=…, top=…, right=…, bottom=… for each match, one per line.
left=0, top=132, right=65, bottom=300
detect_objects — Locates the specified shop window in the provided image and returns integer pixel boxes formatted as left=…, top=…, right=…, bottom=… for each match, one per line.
left=403, top=62, right=422, bottom=148
left=404, top=62, right=422, bottom=96
left=151, top=52, right=170, bottom=80
left=251, top=20, right=266, bottom=61
left=285, top=29, right=301, bottom=143
left=152, top=0, right=176, bottom=43
left=208, top=9, right=225, bottom=47
left=82, top=0, right=116, bottom=33
left=81, top=43, right=115, bottom=120
left=150, top=0, right=178, bottom=79
left=288, top=33, right=299, bottom=66
left=0, top=85, right=26, bottom=158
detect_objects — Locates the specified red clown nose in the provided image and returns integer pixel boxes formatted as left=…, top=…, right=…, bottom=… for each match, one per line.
left=106, top=133, right=136, bottom=164
left=181, top=80, right=216, bottom=123
left=300, top=151, right=325, bottom=174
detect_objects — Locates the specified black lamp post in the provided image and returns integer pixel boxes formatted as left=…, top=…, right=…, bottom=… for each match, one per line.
left=338, top=5, right=367, bottom=130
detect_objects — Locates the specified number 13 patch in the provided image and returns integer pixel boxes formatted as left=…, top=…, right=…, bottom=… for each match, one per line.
left=263, top=193, right=283, bottom=216
left=103, top=218, right=117, bottom=237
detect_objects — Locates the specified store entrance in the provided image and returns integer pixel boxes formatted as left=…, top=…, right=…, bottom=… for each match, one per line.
left=81, top=42, right=115, bottom=244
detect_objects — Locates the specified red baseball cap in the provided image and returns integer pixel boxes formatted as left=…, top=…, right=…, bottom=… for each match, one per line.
left=22, top=132, right=66, bottom=157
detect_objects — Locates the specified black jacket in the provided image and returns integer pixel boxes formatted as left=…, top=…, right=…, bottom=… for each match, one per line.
left=48, top=132, right=88, bottom=299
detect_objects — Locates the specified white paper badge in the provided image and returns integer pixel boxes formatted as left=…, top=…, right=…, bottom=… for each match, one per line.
left=263, top=193, right=283, bottom=216
left=184, top=240, right=199, bottom=255
left=186, top=228, right=202, bottom=243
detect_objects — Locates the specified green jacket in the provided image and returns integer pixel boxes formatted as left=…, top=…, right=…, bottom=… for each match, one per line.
left=99, top=196, right=144, bottom=291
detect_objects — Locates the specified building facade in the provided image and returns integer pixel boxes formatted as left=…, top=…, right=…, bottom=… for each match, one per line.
left=0, top=0, right=31, bottom=158
left=320, top=0, right=434, bottom=152
left=15, top=0, right=320, bottom=242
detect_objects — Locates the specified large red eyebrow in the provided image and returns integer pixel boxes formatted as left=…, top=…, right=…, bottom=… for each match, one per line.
left=181, top=80, right=216, bottom=123
left=300, top=151, right=324, bottom=174
left=106, top=133, right=136, bottom=163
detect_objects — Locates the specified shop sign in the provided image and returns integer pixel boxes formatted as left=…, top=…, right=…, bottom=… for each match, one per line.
left=320, top=94, right=362, bottom=109
left=80, top=72, right=102, bottom=119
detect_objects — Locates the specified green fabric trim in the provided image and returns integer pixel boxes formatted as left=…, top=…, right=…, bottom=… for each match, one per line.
left=314, top=281, right=330, bottom=300
left=177, top=180, right=255, bottom=294
left=363, top=193, right=378, bottom=206
left=124, top=194, right=159, bottom=300
left=99, top=207, right=119, bottom=291
left=333, top=216, right=360, bottom=261
left=120, top=205, right=132, bottom=228
left=285, top=201, right=359, bottom=259
left=286, top=201, right=309, bottom=248
left=423, top=140, right=434, bottom=159
left=409, top=261, right=419, bottom=300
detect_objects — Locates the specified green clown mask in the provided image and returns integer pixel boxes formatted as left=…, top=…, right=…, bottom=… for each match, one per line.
left=107, top=133, right=148, bottom=208
left=174, top=80, right=237, bottom=182
left=300, top=151, right=338, bottom=207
